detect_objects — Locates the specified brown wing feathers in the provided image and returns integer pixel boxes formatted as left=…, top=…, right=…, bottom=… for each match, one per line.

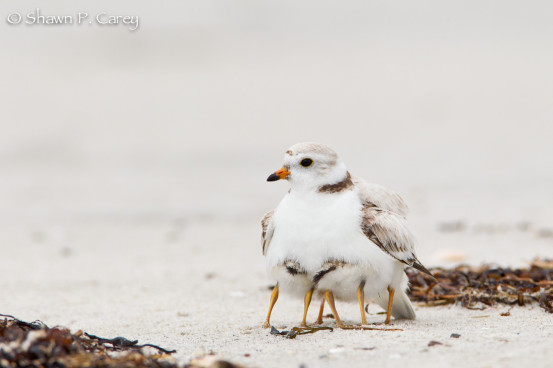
left=261, top=210, right=274, bottom=255
left=411, top=260, right=434, bottom=277
left=361, top=206, right=434, bottom=278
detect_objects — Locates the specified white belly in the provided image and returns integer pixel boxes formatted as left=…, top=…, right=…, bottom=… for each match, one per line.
left=269, top=265, right=313, bottom=299
left=314, top=259, right=406, bottom=302
left=265, top=189, right=399, bottom=297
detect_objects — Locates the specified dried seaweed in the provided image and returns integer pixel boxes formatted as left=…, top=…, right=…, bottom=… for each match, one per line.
left=84, top=332, right=176, bottom=354
left=270, top=326, right=333, bottom=339
left=0, top=315, right=240, bottom=368
left=0, top=315, right=177, bottom=368
left=407, top=259, right=553, bottom=313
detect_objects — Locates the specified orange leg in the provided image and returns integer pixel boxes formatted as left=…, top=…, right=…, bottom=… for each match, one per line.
left=322, top=289, right=402, bottom=331
left=315, top=299, right=325, bottom=324
left=262, top=284, right=279, bottom=328
left=357, top=281, right=368, bottom=325
left=301, top=288, right=314, bottom=327
left=385, top=286, right=395, bottom=325
left=324, top=290, right=346, bottom=328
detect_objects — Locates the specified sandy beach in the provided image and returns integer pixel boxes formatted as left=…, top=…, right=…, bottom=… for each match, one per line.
left=1, top=1, right=553, bottom=367
left=2, top=220, right=553, bottom=367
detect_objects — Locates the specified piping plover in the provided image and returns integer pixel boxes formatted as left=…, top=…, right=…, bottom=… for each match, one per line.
left=261, top=142, right=433, bottom=328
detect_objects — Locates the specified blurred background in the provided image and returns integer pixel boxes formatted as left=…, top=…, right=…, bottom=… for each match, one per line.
left=1, top=0, right=553, bottom=304
left=2, top=3, right=553, bottom=364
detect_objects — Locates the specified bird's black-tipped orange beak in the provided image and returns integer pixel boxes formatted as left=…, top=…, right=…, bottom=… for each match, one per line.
left=267, top=167, right=290, bottom=181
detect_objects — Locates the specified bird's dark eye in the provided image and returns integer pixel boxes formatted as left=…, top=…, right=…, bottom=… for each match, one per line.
left=300, top=158, right=313, bottom=167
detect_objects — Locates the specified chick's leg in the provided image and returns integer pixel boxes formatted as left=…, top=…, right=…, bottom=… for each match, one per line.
left=315, top=299, right=325, bottom=324
left=262, top=284, right=279, bottom=328
left=301, top=288, right=314, bottom=327
left=385, top=286, right=395, bottom=325
left=357, top=281, right=368, bottom=325
left=324, top=290, right=346, bottom=329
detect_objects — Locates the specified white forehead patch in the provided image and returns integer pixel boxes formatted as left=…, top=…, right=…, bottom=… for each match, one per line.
left=286, top=142, right=338, bottom=161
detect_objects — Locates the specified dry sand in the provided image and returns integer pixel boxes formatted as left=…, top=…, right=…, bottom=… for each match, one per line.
left=2, top=220, right=553, bottom=368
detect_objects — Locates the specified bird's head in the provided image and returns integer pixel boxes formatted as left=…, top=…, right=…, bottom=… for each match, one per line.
left=267, top=142, right=348, bottom=192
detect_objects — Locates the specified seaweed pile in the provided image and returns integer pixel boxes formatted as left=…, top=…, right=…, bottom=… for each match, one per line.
left=0, top=315, right=239, bottom=368
left=0, top=315, right=177, bottom=368
left=407, top=259, right=553, bottom=313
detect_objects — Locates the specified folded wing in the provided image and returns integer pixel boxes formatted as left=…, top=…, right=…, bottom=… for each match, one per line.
left=353, top=175, right=409, bottom=218
left=360, top=205, right=433, bottom=277
left=261, top=210, right=274, bottom=256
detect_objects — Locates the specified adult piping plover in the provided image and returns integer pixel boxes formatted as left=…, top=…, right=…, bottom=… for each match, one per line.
left=261, top=142, right=433, bottom=329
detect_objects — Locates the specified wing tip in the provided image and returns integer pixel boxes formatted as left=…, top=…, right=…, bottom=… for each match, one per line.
left=412, top=261, right=436, bottom=280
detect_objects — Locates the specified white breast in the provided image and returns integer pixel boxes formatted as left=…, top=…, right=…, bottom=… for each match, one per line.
left=266, top=189, right=389, bottom=274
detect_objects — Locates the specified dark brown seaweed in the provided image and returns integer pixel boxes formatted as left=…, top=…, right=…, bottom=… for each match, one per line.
left=0, top=315, right=240, bottom=368
left=407, top=259, right=553, bottom=313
